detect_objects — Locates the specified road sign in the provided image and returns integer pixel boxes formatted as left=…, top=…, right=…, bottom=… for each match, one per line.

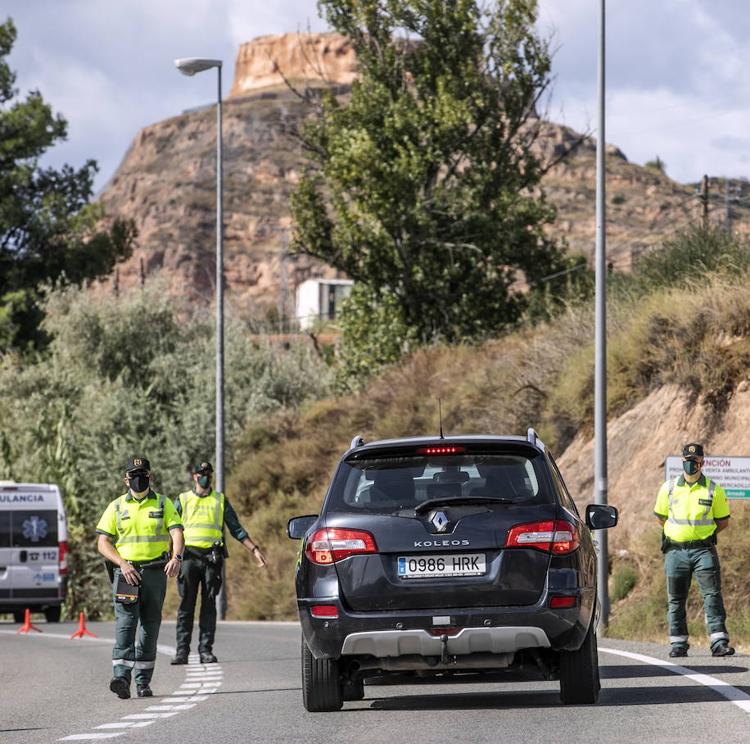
left=665, top=456, right=750, bottom=499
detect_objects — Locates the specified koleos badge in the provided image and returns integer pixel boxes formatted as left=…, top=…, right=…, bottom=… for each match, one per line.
left=22, top=515, right=48, bottom=542
left=430, top=511, right=449, bottom=533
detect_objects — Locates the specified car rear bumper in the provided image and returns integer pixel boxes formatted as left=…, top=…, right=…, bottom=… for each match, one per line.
left=299, top=595, right=592, bottom=660
left=340, top=625, right=550, bottom=656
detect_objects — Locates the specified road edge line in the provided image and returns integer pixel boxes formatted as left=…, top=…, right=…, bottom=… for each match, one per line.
left=600, top=646, right=750, bottom=715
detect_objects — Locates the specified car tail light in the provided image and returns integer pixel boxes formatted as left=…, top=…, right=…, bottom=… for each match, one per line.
left=310, top=605, right=339, bottom=619
left=305, top=528, right=378, bottom=565
left=505, top=520, right=579, bottom=555
left=58, top=541, right=69, bottom=576
left=549, top=595, right=577, bottom=609
left=417, top=446, right=466, bottom=455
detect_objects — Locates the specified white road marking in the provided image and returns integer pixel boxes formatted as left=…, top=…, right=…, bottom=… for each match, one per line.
left=600, top=647, right=750, bottom=715
left=3, top=625, right=221, bottom=741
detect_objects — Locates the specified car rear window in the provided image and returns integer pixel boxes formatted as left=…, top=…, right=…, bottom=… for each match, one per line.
left=327, top=450, right=552, bottom=514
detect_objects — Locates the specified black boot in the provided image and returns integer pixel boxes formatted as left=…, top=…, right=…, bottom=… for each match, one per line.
left=171, top=650, right=189, bottom=665
left=109, top=676, right=131, bottom=699
left=136, top=684, right=153, bottom=697
left=669, top=646, right=688, bottom=658
left=712, top=642, right=735, bottom=657
left=199, top=651, right=218, bottom=664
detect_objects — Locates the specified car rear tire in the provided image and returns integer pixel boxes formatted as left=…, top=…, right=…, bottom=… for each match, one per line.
left=301, top=636, right=343, bottom=712
left=44, top=606, right=61, bottom=623
left=559, top=621, right=601, bottom=704
left=343, top=678, right=365, bottom=701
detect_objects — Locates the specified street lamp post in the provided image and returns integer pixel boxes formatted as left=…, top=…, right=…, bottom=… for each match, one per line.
left=594, top=0, right=610, bottom=629
left=175, top=57, right=227, bottom=619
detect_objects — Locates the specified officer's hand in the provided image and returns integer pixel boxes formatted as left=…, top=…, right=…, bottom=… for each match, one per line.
left=119, top=561, right=141, bottom=586
left=164, top=558, right=181, bottom=578
left=252, top=547, right=268, bottom=568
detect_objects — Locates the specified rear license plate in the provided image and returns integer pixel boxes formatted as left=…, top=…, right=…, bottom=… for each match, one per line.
left=397, top=553, right=486, bottom=578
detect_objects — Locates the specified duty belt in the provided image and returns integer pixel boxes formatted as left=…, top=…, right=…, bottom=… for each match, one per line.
left=665, top=537, right=716, bottom=550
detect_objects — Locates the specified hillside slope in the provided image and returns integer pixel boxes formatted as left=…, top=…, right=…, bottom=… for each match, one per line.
left=98, top=32, right=750, bottom=316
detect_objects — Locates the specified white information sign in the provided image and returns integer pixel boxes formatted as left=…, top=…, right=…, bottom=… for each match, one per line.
left=665, top=456, right=750, bottom=499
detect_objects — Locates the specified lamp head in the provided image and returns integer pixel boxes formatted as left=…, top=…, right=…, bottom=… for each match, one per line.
left=174, top=57, right=222, bottom=76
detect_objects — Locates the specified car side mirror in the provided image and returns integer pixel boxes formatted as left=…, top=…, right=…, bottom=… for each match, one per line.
left=585, top=504, right=618, bottom=530
left=287, top=515, right=318, bottom=540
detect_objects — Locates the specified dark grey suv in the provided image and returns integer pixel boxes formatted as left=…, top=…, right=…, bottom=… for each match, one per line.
left=288, top=430, right=617, bottom=711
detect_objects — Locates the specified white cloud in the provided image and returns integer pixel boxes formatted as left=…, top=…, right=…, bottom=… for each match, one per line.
left=2, top=0, right=749, bottom=188
left=538, top=0, right=750, bottom=182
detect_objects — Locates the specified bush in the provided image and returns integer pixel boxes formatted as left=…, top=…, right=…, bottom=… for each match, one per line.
left=611, top=564, right=637, bottom=602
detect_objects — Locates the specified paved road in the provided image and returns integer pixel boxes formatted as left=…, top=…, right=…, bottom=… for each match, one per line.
left=1, top=620, right=749, bottom=744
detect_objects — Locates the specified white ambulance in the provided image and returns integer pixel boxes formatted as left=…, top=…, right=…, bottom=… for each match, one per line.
left=0, top=482, right=68, bottom=622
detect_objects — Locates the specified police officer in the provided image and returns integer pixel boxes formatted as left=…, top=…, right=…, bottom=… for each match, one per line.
left=654, top=443, right=733, bottom=657
left=96, top=457, right=184, bottom=698
left=171, top=462, right=267, bottom=665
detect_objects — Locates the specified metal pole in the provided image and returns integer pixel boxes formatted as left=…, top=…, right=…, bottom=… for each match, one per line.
left=215, top=64, right=228, bottom=621
left=594, top=0, right=609, bottom=629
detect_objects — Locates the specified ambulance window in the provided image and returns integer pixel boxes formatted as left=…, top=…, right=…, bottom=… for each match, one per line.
left=11, top=510, right=58, bottom=547
left=0, top=511, right=9, bottom=547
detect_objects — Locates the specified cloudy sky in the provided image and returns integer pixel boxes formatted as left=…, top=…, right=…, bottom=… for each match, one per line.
left=5, top=0, right=749, bottom=190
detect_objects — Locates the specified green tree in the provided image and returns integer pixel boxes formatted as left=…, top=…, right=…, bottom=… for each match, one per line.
left=0, top=18, right=135, bottom=351
left=292, top=0, right=584, bottom=370
left=644, top=155, right=666, bottom=175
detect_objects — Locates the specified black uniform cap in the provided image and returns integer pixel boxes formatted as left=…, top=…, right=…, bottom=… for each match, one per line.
left=682, top=443, right=704, bottom=458
left=192, top=461, right=214, bottom=475
left=125, top=456, right=151, bottom=473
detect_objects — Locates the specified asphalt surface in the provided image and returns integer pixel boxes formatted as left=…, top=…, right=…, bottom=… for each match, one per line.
left=1, top=619, right=749, bottom=744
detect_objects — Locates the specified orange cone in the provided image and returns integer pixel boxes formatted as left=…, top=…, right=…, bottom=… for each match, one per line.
left=69, top=611, right=96, bottom=639
left=16, top=608, right=42, bottom=634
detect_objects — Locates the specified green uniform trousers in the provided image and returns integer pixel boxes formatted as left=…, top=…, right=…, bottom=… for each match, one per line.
left=176, top=555, right=221, bottom=654
left=112, top=567, right=167, bottom=684
left=664, top=546, right=729, bottom=650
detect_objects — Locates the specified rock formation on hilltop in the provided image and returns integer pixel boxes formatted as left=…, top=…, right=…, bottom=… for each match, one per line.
left=230, top=32, right=357, bottom=97
left=98, top=32, right=750, bottom=318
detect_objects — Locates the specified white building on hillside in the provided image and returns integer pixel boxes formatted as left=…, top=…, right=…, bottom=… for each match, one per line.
left=295, top=278, right=354, bottom=330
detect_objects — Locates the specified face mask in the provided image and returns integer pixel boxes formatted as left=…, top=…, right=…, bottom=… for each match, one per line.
left=129, top=473, right=150, bottom=494
left=683, top=460, right=700, bottom=476
left=197, top=475, right=211, bottom=489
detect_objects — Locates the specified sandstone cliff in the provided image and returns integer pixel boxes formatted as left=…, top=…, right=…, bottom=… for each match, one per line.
left=98, top=33, right=750, bottom=317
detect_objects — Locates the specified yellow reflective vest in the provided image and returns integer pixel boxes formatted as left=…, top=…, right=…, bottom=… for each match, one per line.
left=96, top=491, right=182, bottom=562
left=654, top=475, right=730, bottom=542
left=178, top=490, right=225, bottom=549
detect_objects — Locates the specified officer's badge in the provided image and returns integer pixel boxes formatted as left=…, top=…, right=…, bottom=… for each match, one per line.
left=689, top=445, right=696, bottom=453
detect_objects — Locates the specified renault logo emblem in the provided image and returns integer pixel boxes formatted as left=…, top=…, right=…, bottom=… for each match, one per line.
left=431, top=511, right=449, bottom=533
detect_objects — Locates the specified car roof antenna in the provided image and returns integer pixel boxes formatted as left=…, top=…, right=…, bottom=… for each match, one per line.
left=438, top=398, right=445, bottom=439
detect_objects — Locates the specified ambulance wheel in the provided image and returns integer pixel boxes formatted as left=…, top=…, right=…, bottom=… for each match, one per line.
left=44, top=606, right=62, bottom=623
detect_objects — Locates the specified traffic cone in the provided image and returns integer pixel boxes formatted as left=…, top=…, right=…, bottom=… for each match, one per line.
left=69, top=611, right=96, bottom=639
left=16, top=608, right=42, bottom=634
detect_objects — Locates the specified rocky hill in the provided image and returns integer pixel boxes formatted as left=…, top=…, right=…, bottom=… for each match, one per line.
left=98, top=32, right=750, bottom=317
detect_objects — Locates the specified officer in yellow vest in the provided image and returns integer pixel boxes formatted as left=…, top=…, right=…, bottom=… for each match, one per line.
left=654, top=443, right=733, bottom=658
left=96, top=456, right=184, bottom=698
left=171, top=462, right=267, bottom=665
